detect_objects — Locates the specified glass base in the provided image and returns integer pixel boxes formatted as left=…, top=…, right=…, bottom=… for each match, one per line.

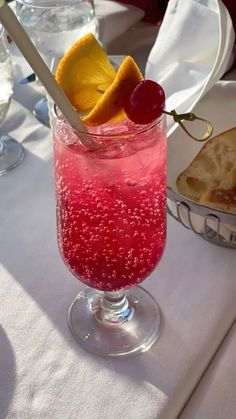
left=0, top=135, right=24, bottom=176
left=68, top=286, right=161, bottom=358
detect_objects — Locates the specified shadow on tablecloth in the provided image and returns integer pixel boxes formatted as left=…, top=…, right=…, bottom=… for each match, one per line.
left=0, top=326, right=16, bottom=419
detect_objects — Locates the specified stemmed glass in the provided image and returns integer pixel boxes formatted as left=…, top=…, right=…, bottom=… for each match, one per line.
left=52, top=113, right=167, bottom=357
left=0, top=24, right=24, bottom=176
left=15, top=0, right=98, bottom=125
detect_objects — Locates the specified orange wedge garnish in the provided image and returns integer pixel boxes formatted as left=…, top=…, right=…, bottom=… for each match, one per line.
left=55, top=34, right=143, bottom=126
left=83, top=56, right=143, bottom=126
left=55, top=33, right=116, bottom=113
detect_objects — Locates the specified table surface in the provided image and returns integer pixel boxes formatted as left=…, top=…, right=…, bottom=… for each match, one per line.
left=1, top=23, right=236, bottom=419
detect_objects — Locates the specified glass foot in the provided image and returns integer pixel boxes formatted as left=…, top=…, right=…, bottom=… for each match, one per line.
left=0, top=135, right=24, bottom=176
left=68, top=286, right=161, bottom=358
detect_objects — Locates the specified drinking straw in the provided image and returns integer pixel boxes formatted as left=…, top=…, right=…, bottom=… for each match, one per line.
left=0, top=0, right=97, bottom=149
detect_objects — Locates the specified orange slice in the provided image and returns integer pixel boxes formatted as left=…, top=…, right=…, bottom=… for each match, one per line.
left=55, top=33, right=143, bottom=126
left=83, top=55, right=143, bottom=126
left=55, top=33, right=116, bottom=112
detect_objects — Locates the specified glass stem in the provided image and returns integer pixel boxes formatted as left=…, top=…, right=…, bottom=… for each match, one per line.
left=0, top=138, right=6, bottom=156
left=97, top=290, right=133, bottom=324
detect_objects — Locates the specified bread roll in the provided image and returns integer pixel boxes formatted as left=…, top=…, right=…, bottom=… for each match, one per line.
left=199, top=187, right=236, bottom=212
left=176, top=127, right=236, bottom=213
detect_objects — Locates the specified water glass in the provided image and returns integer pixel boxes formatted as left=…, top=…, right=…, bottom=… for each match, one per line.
left=0, top=25, right=24, bottom=175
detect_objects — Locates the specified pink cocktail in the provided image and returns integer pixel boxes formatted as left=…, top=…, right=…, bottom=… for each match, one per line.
left=53, top=116, right=166, bottom=357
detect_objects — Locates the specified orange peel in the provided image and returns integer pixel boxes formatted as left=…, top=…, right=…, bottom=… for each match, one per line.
left=82, top=56, right=143, bottom=126
left=55, top=33, right=116, bottom=112
left=55, top=33, right=143, bottom=126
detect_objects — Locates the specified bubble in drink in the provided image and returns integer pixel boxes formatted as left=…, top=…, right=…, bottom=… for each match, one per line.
left=54, top=118, right=166, bottom=291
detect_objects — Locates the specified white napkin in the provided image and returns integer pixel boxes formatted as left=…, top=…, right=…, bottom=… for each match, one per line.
left=145, top=0, right=235, bottom=137
left=94, top=0, right=145, bottom=49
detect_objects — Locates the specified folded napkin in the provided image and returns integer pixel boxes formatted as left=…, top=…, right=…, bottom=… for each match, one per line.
left=94, top=0, right=144, bottom=49
left=145, top=0, right=235, bottom=136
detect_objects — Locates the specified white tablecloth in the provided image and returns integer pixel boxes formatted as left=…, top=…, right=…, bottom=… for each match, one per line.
left=180, top=321, right=236, bottom=419
left=1, top=31, right=236, bottom=419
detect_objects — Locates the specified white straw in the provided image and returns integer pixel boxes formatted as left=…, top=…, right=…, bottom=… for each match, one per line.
left=0, top=0, right=97, bottom=149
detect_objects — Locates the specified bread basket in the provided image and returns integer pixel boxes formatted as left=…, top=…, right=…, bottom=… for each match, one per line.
left=167, top=188, right=236, bottom=248
left=167, top=81, right=236, bottom=249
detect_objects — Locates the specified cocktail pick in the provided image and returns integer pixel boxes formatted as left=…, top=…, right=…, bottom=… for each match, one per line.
left=163, top=110, right=213, bottom=141
left=0, top=0, right=97, bottom=149
left=123, top=80, right=213, bottom=141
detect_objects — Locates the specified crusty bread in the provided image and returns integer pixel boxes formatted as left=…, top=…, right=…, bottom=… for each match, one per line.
left=199, top=187, right=236, bottom=212
left=176, top=127, right=236, bottom=213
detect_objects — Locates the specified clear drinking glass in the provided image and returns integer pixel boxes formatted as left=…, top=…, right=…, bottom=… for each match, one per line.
left=0, top=25, right=24, bottom=176
left=15, top=0, right=98, bottom=124
left=52, top=114, right=167, bottom=358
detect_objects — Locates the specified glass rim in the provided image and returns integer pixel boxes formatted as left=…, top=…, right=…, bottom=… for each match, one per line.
left=16, top=0, right=91, bottom=7
left=53, top=106, right=165, bottom=142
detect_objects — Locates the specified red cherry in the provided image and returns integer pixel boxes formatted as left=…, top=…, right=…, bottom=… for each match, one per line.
left=124, top=80, right=165, bottom=124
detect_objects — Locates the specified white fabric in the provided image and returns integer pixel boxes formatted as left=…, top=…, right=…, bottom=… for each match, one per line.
left=0, top=40, right=236, bottom=418
left=180, top=323, right=236, bottom=419
left=145, top=0, right=235, bottom=136
left=95, top=0, right=145, bottom=49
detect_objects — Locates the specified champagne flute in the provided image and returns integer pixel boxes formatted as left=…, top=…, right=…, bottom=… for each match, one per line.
left=0, top=24, right=24, bottom=175
left=15, top=0, right=98, bottom=125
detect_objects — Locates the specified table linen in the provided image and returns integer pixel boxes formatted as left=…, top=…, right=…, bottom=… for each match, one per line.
left=180, top=322, right=236, bottom=419
left=94, top=0, right=144, bottom=48
left=1, top=46, right=236, bottom=419
left=1, top=5, right=236, bottom=418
